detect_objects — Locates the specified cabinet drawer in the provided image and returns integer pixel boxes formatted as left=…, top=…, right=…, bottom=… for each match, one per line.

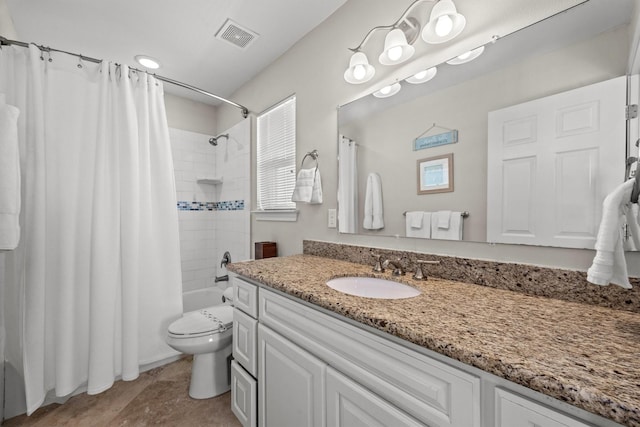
left=233, top=277, right=258, bottom=317
left=233, top=308, right=257, bottom=377
left=495, top=388, right=591, bottom=427
left=231, top=360, right=257, bottom=427
left=259, top=288, right=480, bottom=427
left=327, top=367, right=424, bottom=427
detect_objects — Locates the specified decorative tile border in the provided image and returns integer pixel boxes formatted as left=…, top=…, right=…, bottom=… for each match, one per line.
left=177, top=199, right=244, bottom=212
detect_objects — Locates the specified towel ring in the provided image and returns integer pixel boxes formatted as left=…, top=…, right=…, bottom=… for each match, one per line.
left=301, top=149, right=319, bottom=169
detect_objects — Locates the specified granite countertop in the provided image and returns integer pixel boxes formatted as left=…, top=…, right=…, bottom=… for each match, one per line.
left=228, top=254, right=640, bottom=427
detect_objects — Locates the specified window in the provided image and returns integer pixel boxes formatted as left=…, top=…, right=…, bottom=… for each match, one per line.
left=257, top=96, right=296, bottom=212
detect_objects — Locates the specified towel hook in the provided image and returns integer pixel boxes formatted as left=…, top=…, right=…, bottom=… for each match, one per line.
left=301, top=149, right=319, bottom=169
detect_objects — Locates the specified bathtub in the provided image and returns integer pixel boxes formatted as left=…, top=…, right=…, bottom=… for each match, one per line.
left=182, top=286, right=229, bottom=312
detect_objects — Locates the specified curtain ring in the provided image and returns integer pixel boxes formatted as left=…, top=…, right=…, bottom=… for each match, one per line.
left=47, top=51, right=52, bottom=62
left=77, top=55, right=84, bottom=68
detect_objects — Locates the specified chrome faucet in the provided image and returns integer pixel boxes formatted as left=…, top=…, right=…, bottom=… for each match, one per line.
left=371, top=252, right=385, bottom=272
left=382, top=258, right=405, bottom=276
left=413, top=260, right=440, bottom=280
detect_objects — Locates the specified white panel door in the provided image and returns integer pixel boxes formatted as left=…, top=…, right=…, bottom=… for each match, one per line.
left=326, top=367, right=424, bottom=427
left=495, top=388, right=591, bottom=427
left=488, top=76, right=626, bottom=248
left=258, top=324, right=326, bottom=427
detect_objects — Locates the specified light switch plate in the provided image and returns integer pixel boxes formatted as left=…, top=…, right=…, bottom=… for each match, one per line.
left=328, top=208, right=337, bottom=228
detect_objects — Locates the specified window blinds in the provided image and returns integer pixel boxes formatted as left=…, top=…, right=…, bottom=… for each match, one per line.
left=257, top=96, right=297, bottom=210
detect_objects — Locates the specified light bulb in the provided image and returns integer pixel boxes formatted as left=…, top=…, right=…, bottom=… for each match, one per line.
left=457, top=50, right=472, bottom=60
left=352, top=64, right=366, bottom=81
left=387, top=46, right=403, bottom=62
left=435, top=15, right=453, bottom=37
left=380, top=85, right=392, bottom=95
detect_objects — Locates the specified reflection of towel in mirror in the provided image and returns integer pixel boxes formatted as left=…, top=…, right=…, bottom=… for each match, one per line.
left=0, top=100, right=21, bottom=250
left=363, top=172, right=384, bottom=230
left=587, top=179, right=635, bottom=289
left=431, top=211, right=462, bottom=240
left=406, top=212, right=431, bottom=238
left=291, top=167, right=322, bottom=204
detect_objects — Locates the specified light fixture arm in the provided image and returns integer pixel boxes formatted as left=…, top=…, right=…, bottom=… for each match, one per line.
left=348, top=0, right=437, bottom=52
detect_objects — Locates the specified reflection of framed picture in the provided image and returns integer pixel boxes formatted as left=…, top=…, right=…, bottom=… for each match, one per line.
left=417, top=153, right=453, bottom=195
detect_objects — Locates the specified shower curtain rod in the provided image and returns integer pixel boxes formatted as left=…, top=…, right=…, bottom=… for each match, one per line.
left=0, top=36, right=250, bottom=118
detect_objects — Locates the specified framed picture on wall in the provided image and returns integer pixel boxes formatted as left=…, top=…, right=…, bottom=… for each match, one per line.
left=417, top=153, right=454, bottom=195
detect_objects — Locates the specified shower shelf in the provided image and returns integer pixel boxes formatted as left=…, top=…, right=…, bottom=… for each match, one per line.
left=197, top=177, right=224, bottom=185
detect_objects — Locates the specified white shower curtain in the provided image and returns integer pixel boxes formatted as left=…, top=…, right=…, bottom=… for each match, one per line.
left=338, top=136, right=358, bottom=233
left=0, top=45, right=183, bottom=414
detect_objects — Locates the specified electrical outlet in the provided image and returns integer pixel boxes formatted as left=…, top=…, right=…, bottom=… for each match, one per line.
left=328, top=208, right=337, bottom=228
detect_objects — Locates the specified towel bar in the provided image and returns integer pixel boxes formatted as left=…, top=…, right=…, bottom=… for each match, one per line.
left=403, top=211, right=469, bottom=218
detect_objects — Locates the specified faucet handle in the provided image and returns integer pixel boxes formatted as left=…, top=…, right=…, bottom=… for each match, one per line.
left=371, top=252, right=384, bottom=272
left=413, top=260, right=440, bottom=280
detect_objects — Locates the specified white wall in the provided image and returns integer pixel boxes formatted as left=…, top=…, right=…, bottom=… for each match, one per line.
left=216, top=0, right=640, bottom=276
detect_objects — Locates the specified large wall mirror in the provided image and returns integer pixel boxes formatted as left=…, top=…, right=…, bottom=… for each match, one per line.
left=337, top=0, right=638, bottom=250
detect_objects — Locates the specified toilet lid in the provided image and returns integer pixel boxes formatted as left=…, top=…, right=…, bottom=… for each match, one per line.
left=168, top=305, right=233, bottom=337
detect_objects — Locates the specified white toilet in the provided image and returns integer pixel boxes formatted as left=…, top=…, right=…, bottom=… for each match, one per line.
left=166, top=295, right=234, bottom=399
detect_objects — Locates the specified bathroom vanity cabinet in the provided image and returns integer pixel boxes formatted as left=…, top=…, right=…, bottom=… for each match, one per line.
left=230, top=273, right=620, bottom=427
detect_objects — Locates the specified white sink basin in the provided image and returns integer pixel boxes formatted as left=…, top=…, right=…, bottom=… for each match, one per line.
left=326, top=276, right=421, bottom=299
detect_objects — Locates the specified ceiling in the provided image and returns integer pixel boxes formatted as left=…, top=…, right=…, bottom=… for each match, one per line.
left=5, top=0, right=347, bottom=105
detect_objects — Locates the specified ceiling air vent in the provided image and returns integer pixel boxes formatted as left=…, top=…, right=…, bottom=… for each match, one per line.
left=215, top=19, right=259, bottom=50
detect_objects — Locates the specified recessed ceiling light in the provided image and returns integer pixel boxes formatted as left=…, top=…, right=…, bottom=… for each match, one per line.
left=135, top=55, right=161, bottom=70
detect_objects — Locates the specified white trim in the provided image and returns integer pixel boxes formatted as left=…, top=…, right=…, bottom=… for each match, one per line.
left=252, top=210, right=299, bottom=222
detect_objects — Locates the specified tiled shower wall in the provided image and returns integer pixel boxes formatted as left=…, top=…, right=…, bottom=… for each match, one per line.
left=169, top=119, right=250, bottom=294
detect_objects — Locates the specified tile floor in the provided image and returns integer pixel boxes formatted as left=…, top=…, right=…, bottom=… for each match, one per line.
left=3, top=357, right=241, bottom=427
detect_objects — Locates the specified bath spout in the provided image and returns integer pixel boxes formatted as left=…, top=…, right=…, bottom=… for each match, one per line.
left=215, top=275, right=229, bottom=283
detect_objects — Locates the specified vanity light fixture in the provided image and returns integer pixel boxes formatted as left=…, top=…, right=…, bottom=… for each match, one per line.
left=343, top=0, right=466, bottom=84
left=421, top=0, right=466, bottom=44
left=405, top=66, right=437, bottom=84
left=379, top=28, right=415, bottom=65
left=344, top=52, right=376, bottom=84
left=135, top=55, right=161, bottom=69
left=373, top=82, right=402, bottom=98
left=446, top=46, right=485, bottom=65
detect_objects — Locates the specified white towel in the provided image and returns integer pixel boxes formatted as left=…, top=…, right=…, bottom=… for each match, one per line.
left=363, top=172, right=384, bottom=230
left=406, top=212, right=431, bottom=238
left=406, top=211, right=423, bottom=228
left=291, top=167, right=322, bottom=204
left=431, top=211, right=463, bottom=240
left=437, top=210, right=452, bottom=229
left=0, top=101, right=21, bottom=250
left=587, top=179, right=635, bottom=289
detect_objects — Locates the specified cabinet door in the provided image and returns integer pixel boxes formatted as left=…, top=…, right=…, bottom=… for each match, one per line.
left=231, top=360, right=257, bottom=427
left=233, top=308, right=257, bottom=377
left=326, top=367, right=425, bottom=427
left=258, top=323, right=326, bottom=427
left=495, top=388, right=591, bottom=427
left=233, top=276, right=258, bottom=317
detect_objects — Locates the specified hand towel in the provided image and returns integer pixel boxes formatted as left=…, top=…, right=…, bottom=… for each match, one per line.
left=431, top=211, right=463, bottom=240
left=0, top=101, right=21, bottom=250
left=587, top=179, right=635, bottom=289
left=363, top=172, right=384, bottom=230
left=406, top=211, right=423, bottom=229
left=406, top=212, right=431, bottom=238
left=436, top=210, right=452, bottom=229
left=291, top=167, right=322, bottom=204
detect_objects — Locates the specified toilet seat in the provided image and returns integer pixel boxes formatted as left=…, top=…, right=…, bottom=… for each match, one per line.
left=168, top=305, right=233, bottom=339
